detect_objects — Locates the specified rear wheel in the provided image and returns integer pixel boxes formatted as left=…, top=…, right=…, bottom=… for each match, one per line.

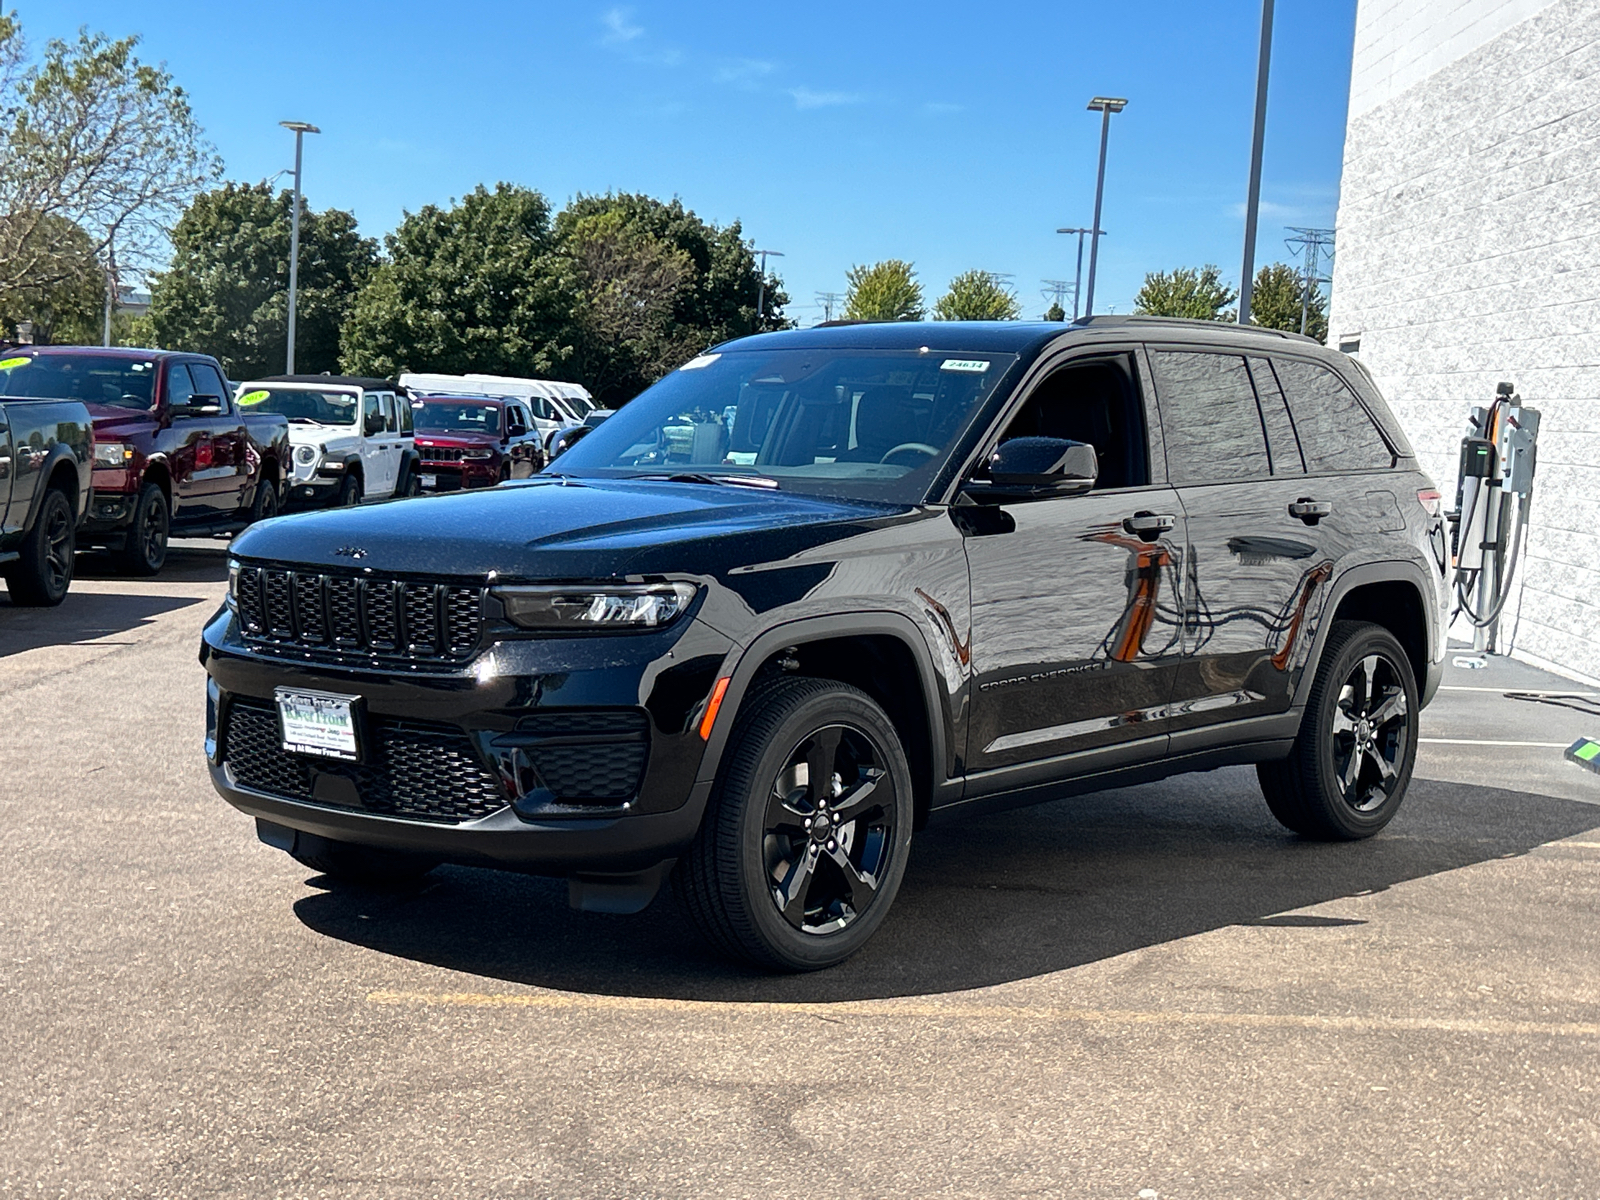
left=289, top=832, right=438, bottom=887
left=113, top=481, right=169, bottom=576
left=675, top=678, right=914, bottom=971
left=1257, top=620, right=1418, bottom=840
left=4, top=486, right=75, bottom=606
left=248, top=476, right=279, bottom=524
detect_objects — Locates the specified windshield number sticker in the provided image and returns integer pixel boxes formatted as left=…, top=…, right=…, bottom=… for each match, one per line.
left=0, top=356, right=29, bottom=371
left=679, top=353, right=721, bottom=371
left=238, top=389, right=270, bottom=406
left=940, top=359, right=990, bottom=373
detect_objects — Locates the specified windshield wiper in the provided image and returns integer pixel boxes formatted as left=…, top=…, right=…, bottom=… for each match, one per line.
left=639, top=471, right=780, bottom=490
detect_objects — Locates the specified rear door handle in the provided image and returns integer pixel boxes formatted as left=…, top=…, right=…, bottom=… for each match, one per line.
left=1123, top=511, right=1177, bottom=540
left=1289, top=498, right=1333, bottom=524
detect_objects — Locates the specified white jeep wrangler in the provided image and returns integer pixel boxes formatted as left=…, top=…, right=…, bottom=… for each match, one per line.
left=235, top=375, right=421, bottom=508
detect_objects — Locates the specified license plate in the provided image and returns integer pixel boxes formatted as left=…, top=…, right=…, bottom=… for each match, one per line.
left=276, top=688, right=359, bottom=761
left=421, top=474, right=436, bottom=488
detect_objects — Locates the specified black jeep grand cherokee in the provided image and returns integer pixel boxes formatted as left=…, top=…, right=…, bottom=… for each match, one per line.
left=202, top=317, right=1448, bottom=970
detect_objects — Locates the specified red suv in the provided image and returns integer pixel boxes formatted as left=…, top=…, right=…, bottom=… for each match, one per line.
left=411, top=394, right=545, bottom=491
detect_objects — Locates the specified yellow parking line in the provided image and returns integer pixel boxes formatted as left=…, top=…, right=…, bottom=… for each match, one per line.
left=367, top=991, right=1600, bottom=1038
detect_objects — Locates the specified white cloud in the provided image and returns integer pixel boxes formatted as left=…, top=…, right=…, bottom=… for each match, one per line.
left=790, top=87, right=863, bottom=110
left=716, top=58, right=776, bottom=87
left=601, top=7, right=643, bottom=44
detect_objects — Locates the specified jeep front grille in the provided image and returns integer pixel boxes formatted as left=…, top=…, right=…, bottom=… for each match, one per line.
left=236, top=566, right=484, bottom=664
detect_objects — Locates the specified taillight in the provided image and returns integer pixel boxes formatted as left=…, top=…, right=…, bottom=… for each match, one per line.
left=1417, top=488, right=1442, bottom=518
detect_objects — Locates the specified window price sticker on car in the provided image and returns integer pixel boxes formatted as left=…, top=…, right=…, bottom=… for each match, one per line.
left=275, top=688, right=359, bottom=760
left=940, top=359, right=990, bottom=373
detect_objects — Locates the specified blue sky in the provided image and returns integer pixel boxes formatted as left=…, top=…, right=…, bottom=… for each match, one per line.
left=30, top=1, right=1356, bottom=322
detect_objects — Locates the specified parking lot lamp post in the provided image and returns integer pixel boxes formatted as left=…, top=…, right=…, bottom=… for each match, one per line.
left=279, top=121, right=320, bottom=373
left=1237, top=0, right=1275, bottom=325
left=1083, top=97, right=1127, bottom=318
left=755, top=248, right=784, bottom=330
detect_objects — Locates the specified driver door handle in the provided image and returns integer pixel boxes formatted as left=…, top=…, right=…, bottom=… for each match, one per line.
left=1123, top=511, right=1176, bottom=541
left=1289, top=498, right=1333, bottom=524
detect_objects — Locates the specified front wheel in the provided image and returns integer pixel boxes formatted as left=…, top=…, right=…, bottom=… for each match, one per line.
left=675, top=678, right=915, bottom=971
left=4, top=486, right=75, bottom=606
left=113, top=481, right=169, bottom=576
left=1257, top=620, right=1419, bottom=840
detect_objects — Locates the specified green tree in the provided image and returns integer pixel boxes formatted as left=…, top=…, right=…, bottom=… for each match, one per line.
left=844, top=260, right=923, bottom=321
left=552, top=192, right=787, bottom=403
left=0, top=13, right=220, bottom=324
left=341, top=183, right=573, bottom=379
left=0, top=214, right=103, bottom=343
left=147, top=182, right=376, bottom=377
left=1247, top=261, right=1328, bottom=342
left=1133, top=264, right=1237, bottom=322
left=1043, top=300, right=1066, bottom=322
left=933, top=270, right=1021, bottom=321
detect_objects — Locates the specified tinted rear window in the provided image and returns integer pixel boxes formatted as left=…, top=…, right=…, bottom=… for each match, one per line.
left=1148, top=350, right=1270, bottom=484
left=1273, top=358, right=1394, bottom=472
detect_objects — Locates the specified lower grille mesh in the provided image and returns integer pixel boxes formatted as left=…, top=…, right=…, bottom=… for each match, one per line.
left=223, top=701, right=505, bottom=824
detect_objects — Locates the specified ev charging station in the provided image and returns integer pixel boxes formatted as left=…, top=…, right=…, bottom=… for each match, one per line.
left=1449, top=382, right=1542, bottom=655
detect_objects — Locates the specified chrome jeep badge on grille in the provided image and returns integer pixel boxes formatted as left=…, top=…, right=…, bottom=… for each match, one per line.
left=333, top=546, right=367, bottom=559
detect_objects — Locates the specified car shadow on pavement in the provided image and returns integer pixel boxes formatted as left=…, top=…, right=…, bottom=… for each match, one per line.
left=73, top=543, right=231, bottom=585
left=0, top=589, right=210, bottom=656
left=292, top=767, right=1600, bottom=1003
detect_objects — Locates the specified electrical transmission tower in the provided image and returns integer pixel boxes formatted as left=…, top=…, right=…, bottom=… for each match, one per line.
left=1284, top=227, right=1335, bottom=336
left=815, top=291, right=844, bottom=323
left=1041, top=279, right=1072, bottom=319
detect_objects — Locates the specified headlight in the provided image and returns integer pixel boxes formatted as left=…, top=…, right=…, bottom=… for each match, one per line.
left=463, top=448, right=495, bottom=460
left=294, top=445, right=317, bottom=465
left=495, top=582, right=698, bottom=631
left=93, top=441, right=133, bottom=469
left=226, top=558, right=241, bottom=610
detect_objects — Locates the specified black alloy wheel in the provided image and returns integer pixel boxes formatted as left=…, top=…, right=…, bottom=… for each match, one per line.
left=114, top=481, right=169, bottom=576
left=764, top=724, right=898, bottom=935
left=1330, top=652, right=1411, bottom=813
left=676, top=677, right=915, bottom=971
left=4, top=486, right=75, bottom=606
left=1257, top=620, right=1419, bottom=840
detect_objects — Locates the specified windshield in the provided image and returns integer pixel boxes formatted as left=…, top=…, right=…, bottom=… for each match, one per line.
left=550, top=348, right=1018, bottom=502
left=414, top=399, right=502, bottom=434
left=0, top=352, right=157, bottom=410
left=236, top=386, right=358, bottom=425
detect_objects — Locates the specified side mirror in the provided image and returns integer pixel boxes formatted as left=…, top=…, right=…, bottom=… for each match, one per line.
left=547, top=425, right=592, bottom=460
left=965, top=437, right=1098, bottom=501
left=174, top=394, right=223, bottom=417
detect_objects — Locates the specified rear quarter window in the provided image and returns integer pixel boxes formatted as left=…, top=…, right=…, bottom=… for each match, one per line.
left=1273, top=357, right=1395, bottom=472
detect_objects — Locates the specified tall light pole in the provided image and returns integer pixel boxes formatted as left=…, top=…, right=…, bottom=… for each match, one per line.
left=1056, top=226, right=1107, bottom=320
left=279, top=120, right=320, bottom=373
left=1237, top=0, right=1275, bottom=325
left=754, top=248, right=784, bottom=330
left=1083, top=97, right=1127, bottom=319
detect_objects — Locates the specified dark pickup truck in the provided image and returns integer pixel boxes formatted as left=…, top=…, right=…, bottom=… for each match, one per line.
left=0, top=375, right=92, bottom=605
left=0, top=347, right=290, bottom=574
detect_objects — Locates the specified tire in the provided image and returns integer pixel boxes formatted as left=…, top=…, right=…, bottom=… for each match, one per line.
left=248, top=476, right=279, bottom=524
left=1257, top=620, right=1419, bottom=841
left=498, top=463, right=511, bottom=484
left=675, top=677, right=915, bottom=971
left=333, top=473, right=360, bottom=507
left=113, top=481, right=169, bottom=576
left=4, top=486, right=75, bottom=606
left=288, top=831, right=438, bottom=887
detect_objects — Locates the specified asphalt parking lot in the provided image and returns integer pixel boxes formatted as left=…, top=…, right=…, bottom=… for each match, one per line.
left=3, top=544, right=1598, bottom=1199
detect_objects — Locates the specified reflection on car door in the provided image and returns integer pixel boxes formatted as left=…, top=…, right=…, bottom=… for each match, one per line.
left=188, top=361, right=247, bottom=514
left=963, top=348, right=1187, bottom=782
left=1146, top=347, right=1334, bottom=738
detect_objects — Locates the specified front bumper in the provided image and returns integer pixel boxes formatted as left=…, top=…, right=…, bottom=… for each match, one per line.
left=418, top=461, right=499, bottom=491
left=200, top=605, right=734, bottom=877
left=80, top=491, right=135, bottom=542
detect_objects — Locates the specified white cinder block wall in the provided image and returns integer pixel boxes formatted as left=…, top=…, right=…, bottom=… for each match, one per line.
left=1330, top=0, right=1600, bottom=683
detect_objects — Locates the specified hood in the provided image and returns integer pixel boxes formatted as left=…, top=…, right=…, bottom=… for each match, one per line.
left=229, top=476, right=906, bottom=579
left=87, top=403, right=157, bottom=439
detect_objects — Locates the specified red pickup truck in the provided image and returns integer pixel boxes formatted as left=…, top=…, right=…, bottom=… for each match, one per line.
left=0, top=347, right=290, bottom=574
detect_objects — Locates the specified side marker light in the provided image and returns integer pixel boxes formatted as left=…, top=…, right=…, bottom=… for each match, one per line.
left=699, top=677, right=732, bottom=741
